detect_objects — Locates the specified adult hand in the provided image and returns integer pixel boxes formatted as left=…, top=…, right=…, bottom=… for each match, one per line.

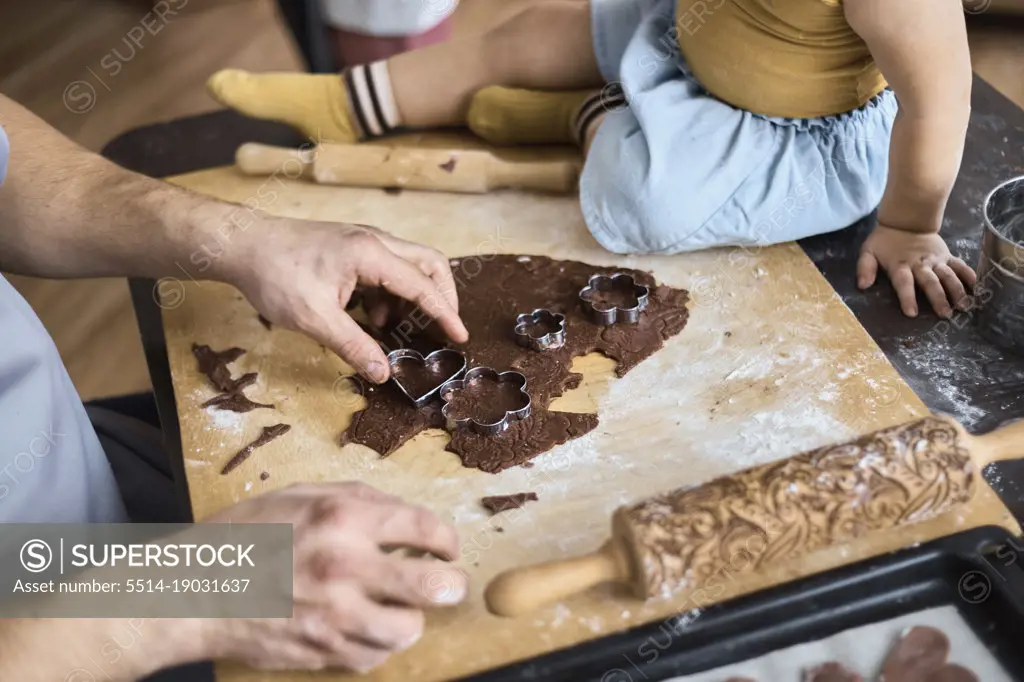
left=857, top=224, right=976, bottom=318
left=225, top=219, right=468, bottom=383
left=202, top=481, right=467, bottom=672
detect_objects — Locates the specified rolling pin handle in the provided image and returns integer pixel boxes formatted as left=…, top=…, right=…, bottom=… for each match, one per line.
left=235, top=143, right=313, bottom=180
left=484, top=539, right=631, bottom=617
left=974, top=417, right=1024, bottom=466
left=485, top=158, right=582, bottom=194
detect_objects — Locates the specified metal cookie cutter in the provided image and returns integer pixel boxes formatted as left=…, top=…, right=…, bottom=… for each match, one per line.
left=976, top=175, right=1024, bottom=354
left=386, top=348, right=467, bottom=408
left=439, top=367, right=531, bottom=436
left=578, top=273, right=650, bottom=325
left=514, top=309, right=567, bottom=351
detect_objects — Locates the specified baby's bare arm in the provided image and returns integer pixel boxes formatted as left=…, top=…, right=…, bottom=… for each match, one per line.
left=845, top=0, right=972, bottom=234
left=846, top=0, right=977, bottom=319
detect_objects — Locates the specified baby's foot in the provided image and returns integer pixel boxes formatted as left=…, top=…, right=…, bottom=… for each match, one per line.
left=207, top=69, right=359, bottom=143
left=467, top=86, right=625, bottom=147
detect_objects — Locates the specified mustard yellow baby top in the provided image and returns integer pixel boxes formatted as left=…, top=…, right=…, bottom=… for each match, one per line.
left=675, top=0, right=888, bottom=119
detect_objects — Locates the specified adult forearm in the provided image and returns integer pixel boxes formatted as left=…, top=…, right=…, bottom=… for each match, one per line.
left=0, top=616, right=204, bottom=681
left=0, top=94, right=232, bottom=280
left=876, top=101, right=971, bottom=233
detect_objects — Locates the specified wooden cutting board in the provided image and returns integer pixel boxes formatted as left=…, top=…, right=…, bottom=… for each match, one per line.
left=158, top=137, right=1018, bottom=682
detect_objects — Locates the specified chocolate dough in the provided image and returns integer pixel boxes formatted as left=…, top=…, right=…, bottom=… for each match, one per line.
left=583, top=277, right=645, bottom=311
left=877, top=626, right=980, bottom=682
left=202, top=392, right=274, bottom=413
left=518, top=312, right=563, bottom=339
left=221, top=424, right=291, bottom=474
left=193, top=344, right=245, bottom=392
left=481, top=492, right=538, bottom=514
left=438, top=157, right=457, bottom=173
left=879, top=626, right=951, bottom=682
left=700, top=626, right=978, bottom=682
left=443, top=373, right=530, bottom=426
left=392, top=353, right=465, bottom=402
left=340, top=255, right=689, bottom=470
left=193, top=343, right=274, bottom=414
left=802, top=663, right=862, bottom=682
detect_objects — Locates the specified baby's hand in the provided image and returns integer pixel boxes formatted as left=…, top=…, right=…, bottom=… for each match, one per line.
left=857, top=224, right=976, bottom=318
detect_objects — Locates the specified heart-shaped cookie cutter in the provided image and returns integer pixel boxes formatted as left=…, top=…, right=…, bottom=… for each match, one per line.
left=387, top=348, right=467, bottom=408
left=439, top=367, right=532, bottom=436
left=514, top=309, right=567, bottom=351
left=578, top=273, right=650, bottom=325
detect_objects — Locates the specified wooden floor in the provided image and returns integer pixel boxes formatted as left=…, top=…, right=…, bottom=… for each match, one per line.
left=2, top=1, right=1023, bottom=401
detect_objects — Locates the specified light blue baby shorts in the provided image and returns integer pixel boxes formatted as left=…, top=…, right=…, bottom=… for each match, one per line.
left=580, top=0, right=898, bottom=254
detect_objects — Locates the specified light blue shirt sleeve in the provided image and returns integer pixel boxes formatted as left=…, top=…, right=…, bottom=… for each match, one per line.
left=0, top=123, right=8, bottom=185
left=0, top=122, right=127, bottom=523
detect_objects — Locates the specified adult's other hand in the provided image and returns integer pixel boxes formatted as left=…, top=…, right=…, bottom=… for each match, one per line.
left=203, top=481, right=467, bottom=672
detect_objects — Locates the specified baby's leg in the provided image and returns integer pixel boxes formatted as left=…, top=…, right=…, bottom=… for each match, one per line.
left=206, top=1, right=601, bottom=143
left=391, top=1, right=602, bottom=127
left=466, top=0, right=639, bottom=148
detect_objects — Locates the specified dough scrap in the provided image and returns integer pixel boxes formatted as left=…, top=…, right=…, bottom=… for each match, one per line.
left=481, top=492, right=538, bottom=515
left=221, top=424, right=291, bottom=475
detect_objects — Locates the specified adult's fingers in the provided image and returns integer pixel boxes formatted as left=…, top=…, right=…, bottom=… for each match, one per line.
left=300, top=537, right=465, bottom=608
left=282, top=481, right=403, bottom=506
left=301, top=498, right=459, bottom=559
left=913, top=264, right=952, bottom=318
left=856, top=250, right=878, bottom=289
left=316, top=634, right=391, bottom=674
left=935, top=263, right=969, bottom=311
left=326, top=590, right=425, bottom=650
left=365, top=249, right=468, bottom=343
left=889, top=265, right=918, bottom=317
left=319, top=311, right=390, bottom=383
left=361, top=501, right=461, bottom=559
left=374, top=232, right=460, bottom=314
left=948, top=257, right=978, bottom=288
left=363, top=555, right=469, bottom=608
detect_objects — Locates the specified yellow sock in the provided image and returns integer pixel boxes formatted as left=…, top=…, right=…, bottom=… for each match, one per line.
left=467, top=86, right=597, bottom=146
left=207, top=69, right=360, bottom=143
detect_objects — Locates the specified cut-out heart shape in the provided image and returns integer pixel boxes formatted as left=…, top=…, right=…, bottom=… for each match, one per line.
left=439, top=367, right=531, bottom=436
left=387, top=349, right=467, bottom=408
left=579, top=273, right=649, bottom=325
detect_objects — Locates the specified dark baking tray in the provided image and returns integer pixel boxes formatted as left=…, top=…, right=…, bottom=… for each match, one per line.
left=462, top=526, right=1024, bottom=682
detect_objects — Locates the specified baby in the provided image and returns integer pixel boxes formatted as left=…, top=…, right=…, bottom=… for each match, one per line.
left=208, top=0, right=976, bottom=319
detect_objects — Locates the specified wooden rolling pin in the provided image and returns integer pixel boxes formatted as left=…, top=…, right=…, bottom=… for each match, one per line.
left=485, top=415, right=1024, bottom=616
left=235, top=142, right=580, bottom=195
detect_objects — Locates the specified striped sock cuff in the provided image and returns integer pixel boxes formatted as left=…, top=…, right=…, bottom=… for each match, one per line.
left=343, top=60, right=403, bottom=139
left=572, top=83, right=627, bottom=147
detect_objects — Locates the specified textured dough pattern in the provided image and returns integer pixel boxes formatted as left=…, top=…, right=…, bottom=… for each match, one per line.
left=619, top=417, right=975, bottom=597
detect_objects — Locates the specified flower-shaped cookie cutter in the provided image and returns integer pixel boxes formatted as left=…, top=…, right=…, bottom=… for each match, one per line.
left=578, top=273, right=649, bottom=325
left=387, top=348, right=467, bottom=408
left=439, top=367, right=532, bottom=436
left=514, top=309, right=567, bottom=351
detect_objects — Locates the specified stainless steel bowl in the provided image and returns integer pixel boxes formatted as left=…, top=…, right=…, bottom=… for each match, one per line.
left=976, top=175, right=1024, bottom=354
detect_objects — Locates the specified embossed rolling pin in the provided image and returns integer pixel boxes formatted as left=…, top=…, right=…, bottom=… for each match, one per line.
left=234, top=142, right=580, bottom=194
left=485, top=415, right=1024, bottom=617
